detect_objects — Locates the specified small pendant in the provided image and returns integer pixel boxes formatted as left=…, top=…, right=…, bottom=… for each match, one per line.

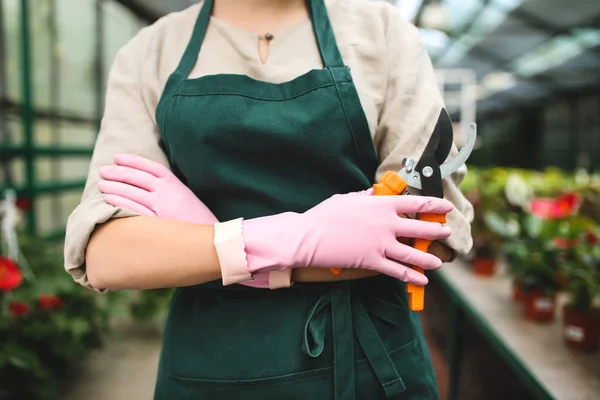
left=264, top=32, right=274, bottom=41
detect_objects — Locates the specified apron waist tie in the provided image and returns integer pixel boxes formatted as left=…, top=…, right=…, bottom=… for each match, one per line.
left=302, top=284, right=407, bottom=400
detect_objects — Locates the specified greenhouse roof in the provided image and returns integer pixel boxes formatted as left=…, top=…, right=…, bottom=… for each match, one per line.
left=117, top=0, right=600, bottom=115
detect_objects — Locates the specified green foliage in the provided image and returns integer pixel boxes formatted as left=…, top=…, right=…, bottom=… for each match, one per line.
left=461, top=167, right=600, bottom=303
left=462, top=167, right=515, bottom=258
left=502, top=215, right=561, bottom=293
left=128, top=288, right=174, bottom=323
left=0, top=236, right=121, bottom=400
left=559, top=227, right=600, bottom=311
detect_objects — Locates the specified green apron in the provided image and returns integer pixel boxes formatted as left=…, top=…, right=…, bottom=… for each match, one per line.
left=153, top=1, right=439, bottom=398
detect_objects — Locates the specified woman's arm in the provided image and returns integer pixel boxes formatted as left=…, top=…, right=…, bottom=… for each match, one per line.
left=86, top=217, right=220, bottom=290
left=64, top=26, right=182, bottom=291
left=87, top=215, right=451, bottom=290
left=374, top=7, right=474, bottom=256
left=87, top=217, right=381, bottom=290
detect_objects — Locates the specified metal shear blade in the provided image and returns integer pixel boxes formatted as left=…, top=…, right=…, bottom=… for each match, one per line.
left=399, top=122, right=477, bottom=192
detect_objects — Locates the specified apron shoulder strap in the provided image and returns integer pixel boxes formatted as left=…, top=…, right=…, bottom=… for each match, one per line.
left=174, top=0, right=214, bottom=78
left=308, top=0, right=345, bottom=69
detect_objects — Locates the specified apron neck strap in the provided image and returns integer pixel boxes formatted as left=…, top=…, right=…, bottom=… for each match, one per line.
left=176, top=0, right=344, bottom=77
left=175, top=0, right=215, bottom=78
left=308, top=0, right=345, bottom=68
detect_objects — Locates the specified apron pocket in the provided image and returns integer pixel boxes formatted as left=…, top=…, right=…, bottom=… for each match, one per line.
left=387, top=340, right=440, bottom=400
left=164, top=339, right=433, bottom=400
left=167, top=367, right=331, bottom=400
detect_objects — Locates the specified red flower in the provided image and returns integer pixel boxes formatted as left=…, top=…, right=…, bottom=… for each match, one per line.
left=585, top=231, right=598, bottom=246
left=554, top=193, right=580, bottom=218
left=15, top=198, right=31, bottom=211
left=38, top=294, right=63, bottom=310
left=9, top=301, right=30, bottom=316
left=0, top=257, right=23, bottom=291
left=552, top=237, right=579, bottom=249
left=530, top=198, right=554, bottom=219
left=530, top=193, right=580, bottom=220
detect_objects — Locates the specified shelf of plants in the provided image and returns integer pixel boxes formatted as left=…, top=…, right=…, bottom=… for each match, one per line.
left=437, top=261, right=600, bottom=400
left=0, top=189, right=173, bottom=400
left=439, top=167, right=600, bottom=400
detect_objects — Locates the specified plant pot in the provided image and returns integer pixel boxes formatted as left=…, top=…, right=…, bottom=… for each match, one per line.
left=472, top=258, right=496, bottom=277
left=522, top=290, right=556, bottom=323
left=512, top=279, right=524, bottom=303
left=563, top=305, right=600, bottom=353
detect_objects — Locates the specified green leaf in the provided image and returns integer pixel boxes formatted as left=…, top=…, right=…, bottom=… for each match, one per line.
left=70, top=318, right=92, bottom=337
left=483, top=212, right=520, bottom=238
left=6, top=346, right=41, bottom=371
left=523, top=215, right=543, bottom=238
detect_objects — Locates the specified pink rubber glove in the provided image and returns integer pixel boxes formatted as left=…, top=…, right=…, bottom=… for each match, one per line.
left=98, top=154, right=218, bottom=224
left=242, top=193, right=454, bottom=286
left=97, top=154, right=275, bottom=288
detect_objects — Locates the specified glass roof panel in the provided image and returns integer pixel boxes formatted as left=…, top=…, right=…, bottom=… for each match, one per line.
left=511, top=34, right=585, bottom=77
left=419, top=28, right=451, bottom=59
left=434, top=1, right=522, bottom=66
left=575, top=28, right=600, bottom=48
left=442, top=0, right=484, bottom=33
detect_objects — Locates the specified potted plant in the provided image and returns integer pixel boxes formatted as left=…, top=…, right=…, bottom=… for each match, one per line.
left=480, top=171, right=533, bottom=289
left=503, top=230, right=560, bottom=322
left=466, top=168, right=511, bottom=276
left=511, top=187, right=586, bottom=323
left=0, top=192, right=120, bottom=399
left=560, top=228, right=600, bottom=352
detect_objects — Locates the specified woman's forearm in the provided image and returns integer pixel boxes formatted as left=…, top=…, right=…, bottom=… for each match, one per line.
left=86, top=216, right=221, bottom=290
left=85, top=216, right=451, bottom=290
left=86, top=216, right=380, bottom=290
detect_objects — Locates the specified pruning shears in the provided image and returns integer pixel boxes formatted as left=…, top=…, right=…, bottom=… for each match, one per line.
left=331, top=109, right=477, bottom=312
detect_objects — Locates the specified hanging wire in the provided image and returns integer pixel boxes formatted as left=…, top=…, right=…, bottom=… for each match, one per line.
left=0, top=189, right=34, bottom=280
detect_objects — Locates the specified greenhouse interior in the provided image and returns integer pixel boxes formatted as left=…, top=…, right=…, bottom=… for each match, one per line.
left=0, top=0, right=599, bottom=399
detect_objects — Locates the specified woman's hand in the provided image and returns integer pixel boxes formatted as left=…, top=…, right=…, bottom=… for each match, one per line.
left=291, top=211, right=455, bottom=284
left=294, top=241, right=455, bottom=283
left=397, top=235, right=455, bottom=262
left=98, top=154, right=218, bottom=224
left=242, top=192, right=453, bottom=286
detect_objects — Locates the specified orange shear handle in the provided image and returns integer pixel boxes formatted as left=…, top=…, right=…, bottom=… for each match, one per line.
left=330, top=171, right=447, bottom=312
left=408, top=213, right=446, bottom=311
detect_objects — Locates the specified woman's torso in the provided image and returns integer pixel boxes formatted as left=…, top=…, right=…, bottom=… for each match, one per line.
left=152, top=1, right=438, bottom=398
left=136, top=0, right=389, bottom=139
left=141, top=0, right=396, bottom=282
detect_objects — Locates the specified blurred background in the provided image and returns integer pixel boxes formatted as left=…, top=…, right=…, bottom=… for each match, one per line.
left=0, top=0, right=598, bottom=399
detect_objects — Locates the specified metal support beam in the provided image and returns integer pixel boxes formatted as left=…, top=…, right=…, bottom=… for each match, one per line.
left=0, top=98, right=98, bottom=124
left=432, top=0, right=492, bottom=64
left=19, top=0, right=36, bottom=234
left=0, top=0, right=15, bottom=187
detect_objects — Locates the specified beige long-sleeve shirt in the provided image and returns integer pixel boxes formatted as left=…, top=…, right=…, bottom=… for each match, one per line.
left=64, top=0, right=474, bottom=289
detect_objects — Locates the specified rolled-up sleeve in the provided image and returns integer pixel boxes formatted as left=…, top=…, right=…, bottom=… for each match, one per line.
left=374, top=12, right=474, bottom=255
left=64, top=29, right=169, bottom=290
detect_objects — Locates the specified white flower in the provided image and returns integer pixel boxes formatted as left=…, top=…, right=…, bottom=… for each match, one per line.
left=507, top=219, right=520, bottom=236
left=591, top=173, right=600, bottom=189
left=575, top=168, right=590, bottom=186
left=505, top=173, right=532, bottom=208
